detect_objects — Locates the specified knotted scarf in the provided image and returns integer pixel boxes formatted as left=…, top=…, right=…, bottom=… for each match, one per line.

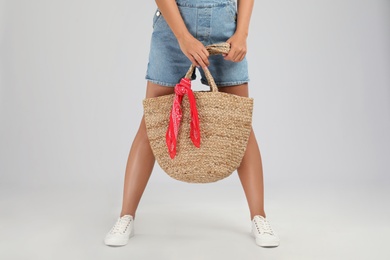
left=166, top=77, right=200, bottom=159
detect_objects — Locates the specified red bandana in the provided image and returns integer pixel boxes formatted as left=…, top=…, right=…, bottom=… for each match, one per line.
left=166, top=78, right=201, bottom=159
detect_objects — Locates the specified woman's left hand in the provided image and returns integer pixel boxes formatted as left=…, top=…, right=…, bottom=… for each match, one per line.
left=223, top=32, right=247, bottom=62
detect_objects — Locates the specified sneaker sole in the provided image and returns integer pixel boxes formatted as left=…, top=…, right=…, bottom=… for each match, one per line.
left=104, top=228, right=135, bottom=247
left=250, top=230, right=280, bottom=248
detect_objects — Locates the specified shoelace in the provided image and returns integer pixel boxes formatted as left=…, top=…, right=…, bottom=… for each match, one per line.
left=110, top=216, right=132, bottom=234
left=254, top=216, right=274, bottom=235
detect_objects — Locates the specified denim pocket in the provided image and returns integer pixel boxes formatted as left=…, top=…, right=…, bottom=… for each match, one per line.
left=152, top=9, right=163, bottom=28
left=225, top=3, right=237, bottom=23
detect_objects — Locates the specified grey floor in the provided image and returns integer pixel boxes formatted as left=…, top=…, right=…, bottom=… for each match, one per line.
left=1, top=173, right=389, bottom=260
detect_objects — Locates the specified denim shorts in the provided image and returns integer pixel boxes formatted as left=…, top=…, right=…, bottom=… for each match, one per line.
left=145, top=0, right=250, bottom=87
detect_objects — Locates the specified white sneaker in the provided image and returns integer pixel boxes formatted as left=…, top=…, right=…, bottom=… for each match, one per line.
left=251, top=215, right=280, bottom=247
left=104, top=215, right=135, bottom=246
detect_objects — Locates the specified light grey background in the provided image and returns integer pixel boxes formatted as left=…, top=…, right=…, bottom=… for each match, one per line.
left=1, top=0, right=389, bottom=259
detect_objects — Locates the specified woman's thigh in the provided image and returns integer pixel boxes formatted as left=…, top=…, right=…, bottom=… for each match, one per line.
left=145, top=81, right=175, bottom=98
left=217, top=83, right=248, bottom=97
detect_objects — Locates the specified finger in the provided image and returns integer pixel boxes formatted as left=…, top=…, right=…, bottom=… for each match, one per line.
left=235, top=49, right=246, bottom=62
left=239, top=50, right=247, bottom=61
left=240, top=53, right=245, bottom=61
left=224, top=49, right=236, bottom=61
left=201, top=47, right=210, bottom=58
left=200, top=49, right=210, bottom=66
left=196, top=51, right=209, bottom=67
left=232, top=49, right=242, bottom=61
left=222, top=46, right=228, bottom=56
left=193, top=53, right=207, bottom=68
left=237, top=53, right=245, bottom=62
left=188, top=55, right=200, bottom=67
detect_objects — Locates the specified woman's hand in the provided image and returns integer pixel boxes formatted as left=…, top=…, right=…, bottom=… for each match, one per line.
left=154, top=0, right=209, bottom=68
left=223, top=32, right=247, bottom=62
left=177, top=33, right=210, bottom=68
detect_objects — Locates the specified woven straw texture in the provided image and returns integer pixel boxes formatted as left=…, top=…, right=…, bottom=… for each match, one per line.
left=143, top=43, right=254, bottom=183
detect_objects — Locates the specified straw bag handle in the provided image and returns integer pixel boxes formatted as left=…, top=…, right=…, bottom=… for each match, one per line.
left=184, top=42, right=231, bottom=92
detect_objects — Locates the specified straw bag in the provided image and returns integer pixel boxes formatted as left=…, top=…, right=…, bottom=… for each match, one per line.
left=143, top=42, right=254, bottom=183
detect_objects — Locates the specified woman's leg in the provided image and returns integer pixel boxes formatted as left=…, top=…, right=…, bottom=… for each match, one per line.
left=119, top=81, right=175, bottom=219
left=217, top=83, right=266, bottom=220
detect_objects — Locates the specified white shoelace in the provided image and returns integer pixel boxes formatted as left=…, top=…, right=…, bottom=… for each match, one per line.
left=110, top=216, right=132, bottom=234
left=253, top=216, right=274, bottom=235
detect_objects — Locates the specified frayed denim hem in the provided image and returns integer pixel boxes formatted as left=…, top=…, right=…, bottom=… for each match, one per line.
left=145, top=78, right=177, bottom=87
left=200, top=78, right=250, bottom=87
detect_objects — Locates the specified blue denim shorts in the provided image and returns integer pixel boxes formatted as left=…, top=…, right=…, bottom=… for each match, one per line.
left=145, top=0, right=250, bottom=87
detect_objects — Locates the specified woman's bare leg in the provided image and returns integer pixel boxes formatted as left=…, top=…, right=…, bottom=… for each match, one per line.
left=218, top=83, right=266, bottom=220
left=119, top=81, right=175, bottom=219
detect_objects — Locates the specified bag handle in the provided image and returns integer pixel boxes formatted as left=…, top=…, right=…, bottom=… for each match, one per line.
left=183, top=42, right=230, bottom=92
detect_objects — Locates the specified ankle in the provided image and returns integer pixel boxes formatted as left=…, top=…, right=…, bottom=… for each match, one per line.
left=251, top=212, right=266, bottom=220
left=120, top=212, right=135, bottom=219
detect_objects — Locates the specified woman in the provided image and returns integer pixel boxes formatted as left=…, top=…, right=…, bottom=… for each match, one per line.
left=104, top=0, right=280, bottom=247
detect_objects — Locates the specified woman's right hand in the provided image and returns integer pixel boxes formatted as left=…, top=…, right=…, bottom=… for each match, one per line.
left=177, top=33, right=210, bottom=68
left=154, top=1, right=209, bottom=68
